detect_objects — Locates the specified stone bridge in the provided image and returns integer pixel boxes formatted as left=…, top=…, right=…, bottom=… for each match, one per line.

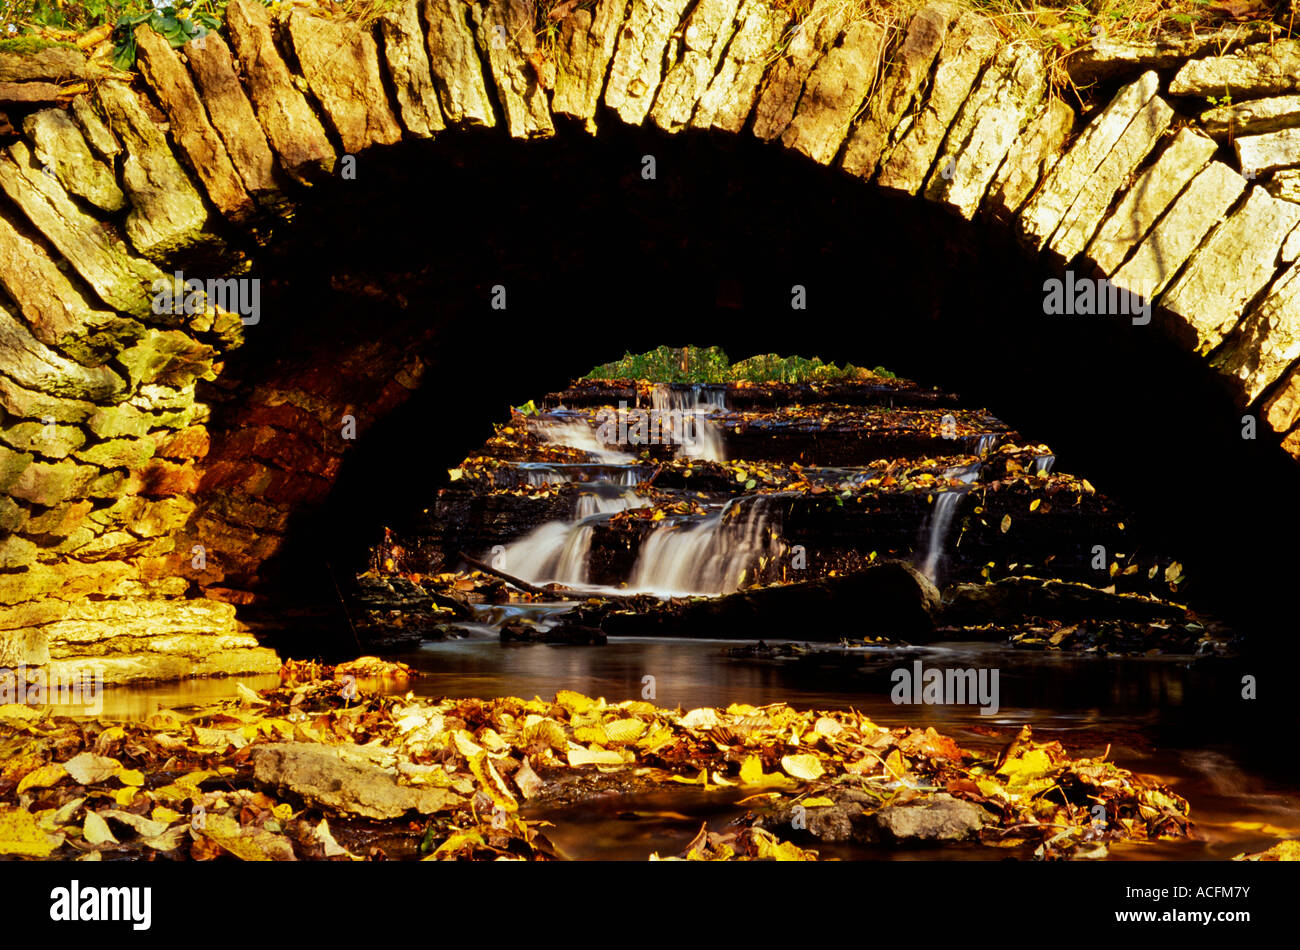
left=2, top=0, right=1300, bottom=680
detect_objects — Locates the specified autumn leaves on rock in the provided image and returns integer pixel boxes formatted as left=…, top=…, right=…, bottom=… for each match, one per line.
left=2, top=0, right=1300, bottom=678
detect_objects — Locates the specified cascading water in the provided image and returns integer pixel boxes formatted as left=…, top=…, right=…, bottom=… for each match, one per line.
left=919, top=463, right=981, bottom=584
left=528, top=417, right=634, bottom=463
left=649, top=384, right=727, bottom=462
left=627, top=496, right=782, bottom=597
left=497, top=484, right=649, bottom=586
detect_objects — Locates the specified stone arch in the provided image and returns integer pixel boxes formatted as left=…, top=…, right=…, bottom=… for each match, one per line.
left=2, top=0, right=1298, bottom=679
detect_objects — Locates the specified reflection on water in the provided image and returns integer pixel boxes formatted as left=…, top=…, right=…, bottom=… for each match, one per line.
left=63, top=638, right=1300, bottom=861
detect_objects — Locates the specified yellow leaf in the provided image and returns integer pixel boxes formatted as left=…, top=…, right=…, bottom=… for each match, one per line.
left=116, top=769, right=144, bottom=787
left=603, top=718, right=646, bottom=744
left=566, top=743, right=627, bottom=767
left=1029, top=498, right=1041, bottom=512
left=152, top=807, right=182, bottom=825
left=429, top=830, right=484, bottom=858
left=1000, top=514, right=1012, bottom=533
left=83, top=811, right=117, bottom=846
left=781, top=754, right=825, bottom=781
left=112, top=787, right=136, bottom=807
left=800, top=797, right=835, bottom=807
left=17, top=762, right=66, bottom=794
left=555, top=690, right=596, bottom=715
left=0, top=807, right=61, bottom=856
left=738, top=755, right=794, bottom=788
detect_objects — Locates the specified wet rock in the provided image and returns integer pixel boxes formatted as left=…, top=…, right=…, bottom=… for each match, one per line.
left=1112, top=161, right=1246, bottom=298
left=501, top=621, right=606, bottom=644
left=94, top=81, right=210, bottom=259
left=841, top=2, right=954, bottom=179
left=1046, top=95, right=1172, bottom=266
left=1087, top=128, right=1218, bottom=276
left=0, top=142, right=164, bottom=318
left=650, top=0, right=744, bottom=133
left=22, top=109, right=124, bottom=213
left=1161, top=187, right=1300, bottom=354
left=781, top=20, right=887, bottom=166
left=287, top=12, right=403, bottom=154
left=866, top=792, right=992, bottom=842
left=1170, top=40, right=1300, bottom=98
left=422, top=0, right=496, bottom=128
left=876, top=12, right=998, bottom=195
left=251, top=742, right=464, bottom=819
left=133, top=26, right=254, bottom=222
left=925, top=46, right=1046, bottom=219
left=226, top=0, right=336, bottom=181
left=552, top=0, right=625, bottom=131
left=1019, top=71, right=1160, bottom=251
left=690, top=0, right=791, bottom=134
left=605, top=0, right=694, bottom=126
left=943, top=577, right=1186, bottom=626
left=182, top=33, right=280, bottom=201
left=471, top=0, right=554, bottom=139
left=378, top=2, right=447, bottom=139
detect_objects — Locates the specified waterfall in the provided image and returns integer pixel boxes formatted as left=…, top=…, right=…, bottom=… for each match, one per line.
left=975, top=434, right=999, bottom=457
left=529, top=417, right=634, bottom=464
left=920, top=490, right=966, bottom=584
left=1034, top=455, right=1056, bottom=474
left=649, top=384, right=727, bottom=463
left=496, top=485, right=649, bottom=586
left=627, top=496, right=781, bottom=596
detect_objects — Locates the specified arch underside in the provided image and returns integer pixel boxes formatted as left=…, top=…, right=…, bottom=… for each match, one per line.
left=1, top=0, right=1298, bottom=679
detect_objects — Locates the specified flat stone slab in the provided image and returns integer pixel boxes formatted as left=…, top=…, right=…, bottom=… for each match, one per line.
left=1236, top=127, right=1300, bottom=177
left=1214, top=262, right=1300, bottom=401
left=134, top=26, right=254, bottom=222
left=1161, top=186, right=1300, bottom=353
left=287, top=12, right=404, bottom=155
left=876, top=12, right=998, bottom=195
left=606, top=0, right=694, bottom=127
left=422, top=0, right=496, bottom=128
left=379, top=2, right=446, bottom=139
left=95, top=81, right=210, bottom=258
left=183, top=33, right=280, bottom=201
left=1019, top=71, right=1160, bottom=251
left=925, top=46, right=1046, bottom=220
left=841, top=2, right=954, bottom=179
left=751, top=0, right=853, bottom=143
left=1087, top=127, right=1218, bottom=276
left=0, top=142, right=164, bottom=318
left=650, top=0, right=745, bottom=134
left=1267, top=168, right=1300, bottom=205
left=22, top=108, right=124, bottom=214
left=984, top=96, right=1074, bottom=225
left=552, top=0, right=625, bottom=131
left=1200, top=94, right=1300, bottom=140
left=1170, top=40, right=1300, bottom=97
left=0, top=45, right=85, bottom=83
left=691, top=0, right=791, bottom=134
left=226, top=0, right=336, bottom=180
left=1112, top=161, right=1247, bottom=299
left=1047, top=95, right=1173, bottom=266
left=472, top=0, right=555, bottom=139
left=781, top=20, right=887, bottom=165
